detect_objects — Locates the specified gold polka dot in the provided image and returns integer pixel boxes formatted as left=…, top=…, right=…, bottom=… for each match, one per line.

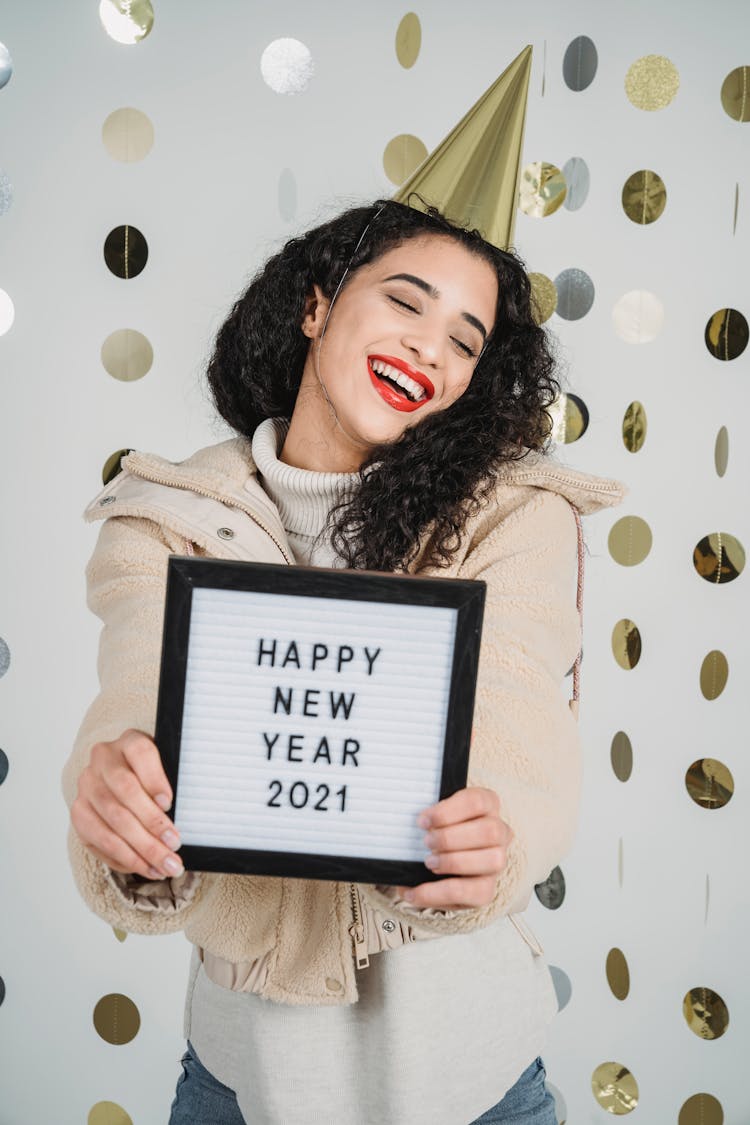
left=714, top=426, right=729, bottom=477
left=591, top=1062, right=639, bottom=1114
left=608, top=516, right=652, bottom=566
left=610, top=732, right=633, bottom=782
left=102, top=450, right=132, bottom=486
left=528, top=273, right=557, bottom=324
left=101, top=329, right=153, bottom=382
left=518, top=162, right=566, bottom=217
left=395, top=13, right=421, bottom=69
left=102, top=108, right=154, bottom=162
left=606, top=948, right=630, bottom=1001
left=382, top=134, right=428, bottom=186
left=112, top=927, right=128, bottom=943
left=693, top=532, right=745, bottom=584
left=679, top=1093, right=724, bottom=1125
left=622, top=401, right=647, bottom=452
left=88, top=1102, right=133, bottom=1125
left=625, top=55, right=680, bottom=111
left=98, top=0, right=154, bottom=45
left=683, top=987, right=729, bottom=1039
left=685, top=759, right=734, bottom=810
left=93, top=993, right=141, bottom=1045
left=721, top=66, right=750, bottom=122
left=622, top=169, right=666, bottom=224
left=612, top=620, right=641, bottom=670
left=704, top=308, right=748, bottom=360
left=548, top=394, right=589, bottom=444
left=699, top=651, right=729, bottom=701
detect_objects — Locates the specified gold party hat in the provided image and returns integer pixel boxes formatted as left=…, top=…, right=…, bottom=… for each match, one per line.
left=393, top=46, right=532, bottom=250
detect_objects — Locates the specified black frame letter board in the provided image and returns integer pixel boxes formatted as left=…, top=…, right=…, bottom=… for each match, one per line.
left=155, top=558, right=486, bottom=886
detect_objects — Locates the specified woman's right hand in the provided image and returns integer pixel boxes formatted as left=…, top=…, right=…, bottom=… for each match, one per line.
left=71, top=728, right=184, bottom=880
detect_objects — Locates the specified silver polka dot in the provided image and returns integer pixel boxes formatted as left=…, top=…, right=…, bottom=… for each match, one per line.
left=0, top=636, right=9, bottom=678
left=562, top=36, right=598, bottom=91
left=0, top=171, right=12, bottom=216
left=549, top=965, right=572, bottom=1010
left=554, top=268, right=595, bottom=320
left=0, top=748, right=8, bottom=784
left=562, top=157, right=589, bottom=211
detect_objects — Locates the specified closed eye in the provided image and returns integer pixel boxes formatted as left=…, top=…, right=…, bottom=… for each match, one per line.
left=388, top=294, right=418, bottom=312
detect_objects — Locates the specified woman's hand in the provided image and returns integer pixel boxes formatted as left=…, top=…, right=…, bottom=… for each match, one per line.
left=70, top=729, right=184, bottom=880
left=394, top=787, right=512, bottom=910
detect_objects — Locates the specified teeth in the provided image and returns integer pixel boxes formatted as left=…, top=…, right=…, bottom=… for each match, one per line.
left=370, top=359, right=426, bottom=402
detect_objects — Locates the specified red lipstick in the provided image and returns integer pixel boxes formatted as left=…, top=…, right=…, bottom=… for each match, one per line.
left=367, top=354, right=435, bottom=413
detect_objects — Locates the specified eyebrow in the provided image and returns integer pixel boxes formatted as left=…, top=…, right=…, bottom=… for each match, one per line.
left=383, top=273, right=488, bottom=340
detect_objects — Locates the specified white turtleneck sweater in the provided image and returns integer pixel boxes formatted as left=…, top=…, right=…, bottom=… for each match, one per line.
left=184, top=417, right=557, bottom=1125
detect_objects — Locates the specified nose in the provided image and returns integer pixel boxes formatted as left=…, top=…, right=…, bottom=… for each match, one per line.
left=400, top=325, right=445, bottom=368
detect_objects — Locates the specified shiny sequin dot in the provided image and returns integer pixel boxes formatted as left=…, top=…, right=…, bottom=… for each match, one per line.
left=721, top=66, right=750, bottom=122
left=562, top=157, right=589, bottom=211
left=528, top=273, right=558, bottom=324
left=622, top=401, right=647, bottom=452
left=610, top=732, right=633, bottom=782
left=625, top=55, right=680, bottom=111
left=383, top=134, right=428, bottom=186
left=519, top=162, right=567, bottom=217
left=548, top=394, right=589, bottom=444
left=260, top=39, right=314, bottom=95
left=0, top=42, right=13, bottom=90
left=395, top=13, right=421, bottom=68
left=93, top=993, right=141, bottom=1045
left=534, top=866, right=565, bottom=910
left=562, top=36, right=598, bottom=92
left=88, top=1102, right=133, bottom=1125
left=704, top=308, right=748, bottom=360
left=101, top=330, right=153, bottom=382
left=99, top=0, right=154, bottom=45
left=679, top=1093, right=724, bottom=1125
left=104, top=225, right=148, bottom=279
left=622, top=169, right=667, bottom=224
left=606, top=948, right=630, bottom=1001
left=608, top=516, right=652, bottom=566
left=685, top=759, right=734, bottom=810
left=683, top=987, right=729, bottom=1039
left=700, top=650, right=729, bottom=700
left=613, top=290, right=664, bottom=343
left=693, top=532, right=745, bottom=584
left=714, top=427, right=729, bottom=477
left=592, top=1062, right=638, bottom=1114
left=554, top=269, right=595, bottom=320
left=612, top=620, right=641, bottom=670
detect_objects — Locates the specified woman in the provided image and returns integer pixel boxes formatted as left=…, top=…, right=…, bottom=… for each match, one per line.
left=62, top=198, right=624, bottom=1124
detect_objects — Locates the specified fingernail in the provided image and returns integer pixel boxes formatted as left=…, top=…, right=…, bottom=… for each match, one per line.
left=424, top=853, right=440, bottom=870
left=417, top=812, right=431, bottom=829
left=161, top=829, right=180, bottom=850
left=155, top=793, right=171, bottom=811
left=148, top=866, right=162, bottom=879
left=163, top=856, right=184, bottom=876
left=423, top=831, right=436, bottom=849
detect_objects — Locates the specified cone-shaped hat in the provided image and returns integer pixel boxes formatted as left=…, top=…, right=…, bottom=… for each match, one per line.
left=393, top=46, right=532, bottom=250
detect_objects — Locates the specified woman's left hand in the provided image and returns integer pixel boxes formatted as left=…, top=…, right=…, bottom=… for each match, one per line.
left=394, top=787, right=513, bottom=910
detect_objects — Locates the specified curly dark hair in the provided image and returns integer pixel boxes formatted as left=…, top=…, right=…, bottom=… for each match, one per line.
left=206, top=198, right=560, bottom=571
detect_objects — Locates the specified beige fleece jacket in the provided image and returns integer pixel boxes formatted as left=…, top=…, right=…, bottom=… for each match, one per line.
left=61, top=436, right=624, bottom=1005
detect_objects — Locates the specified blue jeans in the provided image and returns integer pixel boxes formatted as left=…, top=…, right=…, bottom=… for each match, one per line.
left=168, top=1039, right=557, bottom=1124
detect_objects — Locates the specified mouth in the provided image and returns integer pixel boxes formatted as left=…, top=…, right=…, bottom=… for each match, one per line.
left=367, top=355, right=435, bottom=413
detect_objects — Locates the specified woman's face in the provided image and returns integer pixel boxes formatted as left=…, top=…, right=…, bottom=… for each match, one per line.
left=286, top=234, right=499, bottom=472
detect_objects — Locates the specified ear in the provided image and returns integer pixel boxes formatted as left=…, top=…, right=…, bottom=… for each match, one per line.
left=301, top=284, right=331, bottom=339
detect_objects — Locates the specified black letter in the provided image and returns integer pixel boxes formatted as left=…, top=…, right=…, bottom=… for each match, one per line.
left=329, top=691, right=355, bottom=720
left=341, top=738, right=360, bottom=767
left=337, top=645, right=354, bottom=672
left=312, top=736, right=332, bottom=764
left=273, top=686, right=292, bottom=715
left=364, top=647, right=382, bottom=675
left=287, top=734, right=304, bottom=762
left=281, top=641, right=301, bottom=669
left=257, top=638, right=277, bottom=667
left=263, top=732, right=280, bottom=760
left=312, top=643, right=329, bottom=671
left=303, top=688, right=320, bottom=717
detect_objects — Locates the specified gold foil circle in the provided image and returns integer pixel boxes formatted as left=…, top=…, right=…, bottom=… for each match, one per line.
left=606, top=948, right=630, bottom=1001
left=93, top=993, right=141, bottom=1044
left=548, top=393, right=589, bottom=444
left=610, top=732, right=633, bottom=782
left=591, top=1062, right=639, bottom=1115
left=612, top=620, right=641, bottom=670
left=625, top=55, right=679, bottom=111
left=104, top=224, right=148, bottom=279
left=683, top=987, right=729, bottom=1039
left=102, top=107, right=154, bottom=162
left=383, top=134, right=428, bottom=186
left=622, top=169, right=666, bottom=224
left=528, top=273, right=557, bottom=324
left=693, top=532, right=745, bottom=584
left=519, top=162, right=567, bottom=217
left=395, top=13, right=421, bottom=69
left=714, top=426, right=729, bottom=477
left=622, top=401, right=647, bottom=452
left=98, top=0, right=154, bottom=45
left=88, top=1103, right=133, bottom=1125
left=721, top=66, right=750, bottom=122
left=679, top=1093, right=724, bottom=1125
left=534, top=866, right=565, bottom=910
left=704, top=308, right=749, bottom=360
left=608, top=516, right=652, bottom=566
left=612, top=290, right=664, bottom=343
left=101, top=329, right=153, bottom=382
left=112, top=926, right=128, bottom=943
left=700, top=650, right=729, bottom=700
left=685, top=759, right=734, bottom=810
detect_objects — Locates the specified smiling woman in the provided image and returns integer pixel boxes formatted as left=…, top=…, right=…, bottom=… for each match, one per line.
left=63, top=195, right=624, bottom=1125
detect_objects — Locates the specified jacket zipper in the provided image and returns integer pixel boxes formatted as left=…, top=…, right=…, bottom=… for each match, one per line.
left=348, top=884, right=369, bottom=969
left=122, top=463, right=294, bottom=564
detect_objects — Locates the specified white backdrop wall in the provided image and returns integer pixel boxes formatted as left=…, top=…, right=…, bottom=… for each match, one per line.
left=0, top=1, right=748, bottom=1122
